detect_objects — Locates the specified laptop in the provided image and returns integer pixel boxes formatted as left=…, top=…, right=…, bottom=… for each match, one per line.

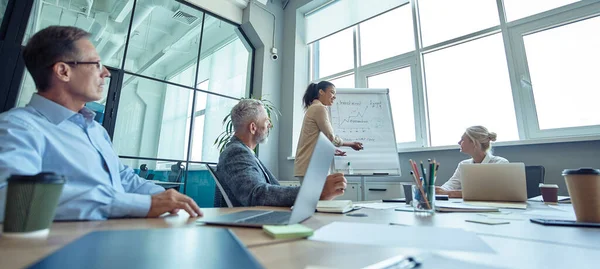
left=197, top=132, right=335, bottom=228
left=461, top=163, right=527, bottom=202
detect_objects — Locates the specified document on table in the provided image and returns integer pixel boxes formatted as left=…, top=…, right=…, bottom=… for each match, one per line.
left=309, top=222, right=494, bottom=253
left=522, top=209, right=576, bottom=220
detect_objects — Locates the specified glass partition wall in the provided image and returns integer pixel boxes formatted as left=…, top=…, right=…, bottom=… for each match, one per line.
left=7, top=0, right=253, bottom=206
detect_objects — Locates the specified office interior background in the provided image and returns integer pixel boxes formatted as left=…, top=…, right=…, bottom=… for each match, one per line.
left=1, top=0, right=599, bottom=206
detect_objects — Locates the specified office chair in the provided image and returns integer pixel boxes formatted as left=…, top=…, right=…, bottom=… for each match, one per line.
left=139, top=164, right=149, bottom=179
left=525, top=165, right=546, bottom=198
left=168, top=162, right=185, bottom=183
left=206, top=164, right=233, bottom=208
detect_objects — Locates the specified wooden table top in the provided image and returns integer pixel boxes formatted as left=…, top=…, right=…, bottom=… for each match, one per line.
left=2, top=203, right=600, bottom=269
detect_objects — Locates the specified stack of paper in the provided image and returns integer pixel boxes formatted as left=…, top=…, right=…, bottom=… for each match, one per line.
left=317, top=200, right=355, bottom=213
left=436, top=201, right=499, bottom=212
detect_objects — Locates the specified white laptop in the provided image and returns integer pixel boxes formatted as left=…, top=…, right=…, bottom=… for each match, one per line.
left=197, top=132, right=335, bottom=228
left=461, top=163, right=527, bottom=202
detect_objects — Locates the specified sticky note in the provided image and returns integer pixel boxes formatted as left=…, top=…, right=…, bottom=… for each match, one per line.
left=263, top=224, right=314, bottom=239
left=465, top=219, right=510, bottom=225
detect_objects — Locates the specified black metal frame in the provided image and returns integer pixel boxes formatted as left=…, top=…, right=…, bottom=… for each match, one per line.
left=0, top=0, right=33, bottom=112
left=0, top=0, right=256, bottom=195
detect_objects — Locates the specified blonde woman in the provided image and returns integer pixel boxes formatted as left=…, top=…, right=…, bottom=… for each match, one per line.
left=436, top=126, right=508, bottom=198
left=294, top=81, right=364, bottom=180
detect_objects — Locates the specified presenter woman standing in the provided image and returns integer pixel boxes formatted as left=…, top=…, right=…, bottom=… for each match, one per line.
left=294, top=81, right=364, bottom=181
left=436, top=125, right=508, bottom=198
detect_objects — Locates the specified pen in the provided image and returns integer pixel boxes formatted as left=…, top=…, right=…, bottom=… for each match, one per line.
left=363, top=255, right=422, bottom=269
left=419, top=161, right=426, bottom=187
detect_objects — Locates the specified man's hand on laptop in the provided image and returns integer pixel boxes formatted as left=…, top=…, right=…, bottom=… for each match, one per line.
left=147, top=189, right=203, bottom=218
left=320, top=173, right=347, bottom=200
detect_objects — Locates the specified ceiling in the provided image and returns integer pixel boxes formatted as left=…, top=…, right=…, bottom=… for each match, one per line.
left=29, top=0, right=244, bottom=78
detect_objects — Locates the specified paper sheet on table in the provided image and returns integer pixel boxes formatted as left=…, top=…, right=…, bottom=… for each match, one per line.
left=309, top=222, right=494, bottom=253
left=547, top=204, right=575, bottom=212
left=353, top=202, right=404, bottom=210
left=528, top=195, right=570, bottom=203
left=464, top=201, right=527, bottom=209
left=522, top=209, right=576, bottom=219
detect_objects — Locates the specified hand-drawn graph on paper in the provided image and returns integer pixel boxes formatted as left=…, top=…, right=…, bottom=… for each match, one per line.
left=329, top=88, right=401, bottom=176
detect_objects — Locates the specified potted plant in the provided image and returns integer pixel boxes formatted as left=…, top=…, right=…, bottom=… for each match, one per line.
left=214, top=96, right=281, bottom=153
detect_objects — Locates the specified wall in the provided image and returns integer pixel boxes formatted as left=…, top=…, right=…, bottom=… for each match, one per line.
left=240, top=1, right=285, bottom=177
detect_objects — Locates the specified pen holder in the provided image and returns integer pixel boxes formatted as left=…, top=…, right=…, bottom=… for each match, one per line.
left=412, top=185, right=435, bottom=215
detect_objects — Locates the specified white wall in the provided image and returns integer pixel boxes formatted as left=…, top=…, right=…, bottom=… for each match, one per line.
left=238, top=1, right=285, bottom=177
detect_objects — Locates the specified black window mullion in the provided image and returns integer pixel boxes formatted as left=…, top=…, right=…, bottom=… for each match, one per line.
left=103, top=68, right=125, bottom=140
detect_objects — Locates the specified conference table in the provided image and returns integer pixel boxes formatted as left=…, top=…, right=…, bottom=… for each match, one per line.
left=1, top=201, right=599, bottom=269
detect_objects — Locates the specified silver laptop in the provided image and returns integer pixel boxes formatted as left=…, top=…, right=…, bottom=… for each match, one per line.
left=197, top=132, right=335, bottom=228
left=461, top=163, right=527, bottom=202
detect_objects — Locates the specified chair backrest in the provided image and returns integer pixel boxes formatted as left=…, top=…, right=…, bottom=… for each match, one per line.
left=167, top=162, right=185, bottom=183
left=139, top=164, right=149, bottom=179
left=207, top=164, right=233, bottom=208
left=525, top=165, right=546, bottom=198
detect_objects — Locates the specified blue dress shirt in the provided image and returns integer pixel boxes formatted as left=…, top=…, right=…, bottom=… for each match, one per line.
left=0, top=94, right=164, bottom=220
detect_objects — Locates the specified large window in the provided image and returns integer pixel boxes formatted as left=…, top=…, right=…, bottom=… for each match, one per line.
left=423, top=34, right=518, bottom=146
left=522, top=16, right=600, bottom=131
left=309, top=0, right=600, bottom=149
left=503, top=0, right=580, bottom=22
left=317, top=28, right=354, bottom=78
left=359, top=6, right=414, bottom=66
left=418, top=0, right=499, bottom=47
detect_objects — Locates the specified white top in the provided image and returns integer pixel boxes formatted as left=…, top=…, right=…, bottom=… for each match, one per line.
left=440, top=153, right=509, bottom=191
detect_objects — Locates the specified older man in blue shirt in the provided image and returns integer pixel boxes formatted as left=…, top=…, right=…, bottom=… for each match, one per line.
left=0, top=26, right=202, bottom=220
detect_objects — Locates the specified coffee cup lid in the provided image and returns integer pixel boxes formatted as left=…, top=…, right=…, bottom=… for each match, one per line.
left=7, top=172, right=66, bottom=184
left=539, top=183, right=558, bottom=188
left=562, top=168, right=600, bottom=176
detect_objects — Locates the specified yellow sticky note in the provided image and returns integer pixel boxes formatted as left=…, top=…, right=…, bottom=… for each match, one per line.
left=263, top=224, right=314, bottom=239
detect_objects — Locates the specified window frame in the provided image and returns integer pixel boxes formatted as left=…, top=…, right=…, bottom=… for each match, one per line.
left=507, top=1, right=600, bottom=139
left=309, top=0, right=600, bottom=151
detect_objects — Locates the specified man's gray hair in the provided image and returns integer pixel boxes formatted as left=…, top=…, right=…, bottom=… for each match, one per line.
left=231, top=99, right=265, bottom=132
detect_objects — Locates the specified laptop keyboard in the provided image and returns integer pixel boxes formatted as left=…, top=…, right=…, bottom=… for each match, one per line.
left=236, top=211, right=291, bottom=225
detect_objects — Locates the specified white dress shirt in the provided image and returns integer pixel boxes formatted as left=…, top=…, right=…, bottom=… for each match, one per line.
left=440, top=153, right=509, bottom=191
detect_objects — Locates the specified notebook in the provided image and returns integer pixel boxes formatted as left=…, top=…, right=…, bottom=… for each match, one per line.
left=316, top=200, right=356, bottom=213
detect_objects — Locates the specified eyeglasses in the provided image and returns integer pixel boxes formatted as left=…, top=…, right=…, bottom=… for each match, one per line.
left=62, top=61, right=103, bottom=70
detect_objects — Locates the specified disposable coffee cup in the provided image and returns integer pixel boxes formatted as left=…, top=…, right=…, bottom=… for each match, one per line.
left=2, top=173, right=66, bottom=238
left=562, top=168, right=600, bottom=223
left=539, top=183, right=559, bottom=204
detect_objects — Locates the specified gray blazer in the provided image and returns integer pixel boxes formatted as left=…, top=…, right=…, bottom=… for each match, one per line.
left=216, top=136, right=300, bottom=207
